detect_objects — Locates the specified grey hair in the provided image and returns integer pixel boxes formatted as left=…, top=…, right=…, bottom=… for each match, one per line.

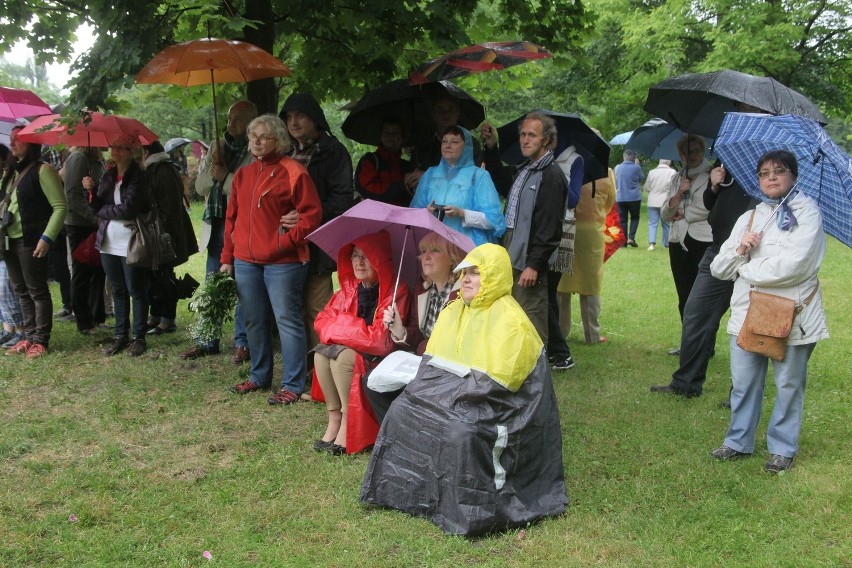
left=623, top=149, right=636, bottom=161
left=676, top=133, right=706, bottom=156
left=248, top=114, right=292, bottom=155
left=522, top=112, right=558, bottom=150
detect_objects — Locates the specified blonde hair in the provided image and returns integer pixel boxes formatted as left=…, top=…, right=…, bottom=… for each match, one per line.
left=248, top=114, right=292, bottom=155
left=418, top=232, right=465, bottom=286
left=676, top=133, right=706, bottom=157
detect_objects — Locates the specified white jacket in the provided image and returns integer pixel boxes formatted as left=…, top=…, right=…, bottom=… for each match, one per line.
left=710, top=192, right=828, bottom=345
left=661, top=159, right=713, bottom=245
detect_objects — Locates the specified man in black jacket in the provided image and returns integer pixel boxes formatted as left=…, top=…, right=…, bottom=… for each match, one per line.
left=279, top=93, right=355, bottom=362
left=481, top=112, right=566, bottom=344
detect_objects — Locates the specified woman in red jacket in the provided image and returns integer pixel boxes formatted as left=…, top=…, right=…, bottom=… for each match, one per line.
left=313, top=230, right=411, bottom=455
left=221, top=114, right=322, bottom=404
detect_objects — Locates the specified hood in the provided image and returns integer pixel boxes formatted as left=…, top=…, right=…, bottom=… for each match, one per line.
left=426, top=243, right=542, bottom=392
left=459, top=243, right=512, bottom=309
left=278, top=93, right=331, bottom=134
left=435, top=126, right=475, bottom=180
left=144, top=152, right=171, bottom=167
left=336, top=230, right=396, bottom=296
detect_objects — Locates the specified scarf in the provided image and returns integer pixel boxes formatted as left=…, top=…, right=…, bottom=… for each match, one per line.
left=761, top=188, right=799, bottom=231
left=203, top=134, right=248, bottom=221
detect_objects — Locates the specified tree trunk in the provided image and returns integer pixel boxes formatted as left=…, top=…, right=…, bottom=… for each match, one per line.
left=242, top=0, right=279, bottom=115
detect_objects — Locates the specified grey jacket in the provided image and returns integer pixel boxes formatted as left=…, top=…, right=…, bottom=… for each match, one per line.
left=63, top=149, right=104, bottom=227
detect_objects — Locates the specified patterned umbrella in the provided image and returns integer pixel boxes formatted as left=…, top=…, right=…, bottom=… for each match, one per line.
left=409, top=42, right=551, bottom=84
left=714, top=113, right=852, bottom=248
left=644, top=70, right=827, bottom=137
left=0, top=87, right=53, bottom=121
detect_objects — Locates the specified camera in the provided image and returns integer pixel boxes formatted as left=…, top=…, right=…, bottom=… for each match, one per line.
left=0, top=210, right=13, bottom=229
left=432, top=203, right=447, bottom=222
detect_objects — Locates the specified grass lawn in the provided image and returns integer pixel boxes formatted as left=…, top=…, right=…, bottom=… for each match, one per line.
left=1, top=222, right=849, bottom=566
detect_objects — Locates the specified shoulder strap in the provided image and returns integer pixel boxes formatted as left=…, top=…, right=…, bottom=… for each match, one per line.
left=2, top=162, right=38, bottom=206
left=796, top=281, right=820, bottom=313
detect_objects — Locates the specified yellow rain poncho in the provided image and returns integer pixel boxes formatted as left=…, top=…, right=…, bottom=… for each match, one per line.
left=425, top=243, right=543, bottom=392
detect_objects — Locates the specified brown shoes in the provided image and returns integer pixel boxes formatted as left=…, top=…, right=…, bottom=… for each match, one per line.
left=180, top=345, right=221, bottom=360
left=232, top=346, right=250, bottom=364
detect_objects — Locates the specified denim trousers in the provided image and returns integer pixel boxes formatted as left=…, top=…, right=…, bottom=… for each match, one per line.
left=0, top=259, right=24, bottom=326
left=4, top=238, right=52, bottom=345
left=647, top=206, right=669, bottom=246
left=235, top=259, right=308, bottom=393
left=669, top=247, right=733, bottom=395
left=723, top=337, right=816, bottom=458
left=203, top=217, right=246, bottom=349
left=101, top=252, right=149, bottom=339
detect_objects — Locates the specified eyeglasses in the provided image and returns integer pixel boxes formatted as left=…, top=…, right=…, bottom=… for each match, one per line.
left=351, top=253, right=367, bottom=263
left=757, top=167, right=790, bottom=179
left=249, top=134, right=277, bottom=144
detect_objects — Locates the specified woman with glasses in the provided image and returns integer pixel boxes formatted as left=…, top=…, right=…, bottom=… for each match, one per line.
left=2, top=126, right=67, bottom=358
left=709, top=150, right=828, bottom=473
left=85, top=135, right=150, bottom=357
left=313, top=230, right=412, bottom=455
left=662, top=134, right=714, bottom=322
left=221, top=114, right=323, bottom=405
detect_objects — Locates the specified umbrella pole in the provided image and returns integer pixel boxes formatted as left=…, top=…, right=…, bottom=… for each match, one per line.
left=390, top=226, right=411, bottom=326
left=210, top=69, right=223, bottom=164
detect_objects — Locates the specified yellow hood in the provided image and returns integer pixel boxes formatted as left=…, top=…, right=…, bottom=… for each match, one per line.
left=425, top=244, right=543, bottom=392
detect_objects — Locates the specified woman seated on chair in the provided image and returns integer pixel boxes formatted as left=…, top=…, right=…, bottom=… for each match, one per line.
left=361, top=243, right=568, bottom=537
left=313, top=230, right=411, bottom=456
left=363, top=231, right=465, bottom=424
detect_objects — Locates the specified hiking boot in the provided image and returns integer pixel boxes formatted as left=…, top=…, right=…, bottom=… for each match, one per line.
left=26, top=343, right=48, bottom=359
left=765, top=454, right=793, bottom=474
left=711, top=446, right=751, bottom=461
left=103, top=337, right=130, bottom=356
left=230, top=380, right=262, bottom=394
left=5, top=339, right=32, bottom=355
left=232, top=345, right=250, bottom=364
left=127, top=338, right=147, bottom=357
left=267, top=388, right=300, bottom=405
left=551, top=356, right=576, bottom=371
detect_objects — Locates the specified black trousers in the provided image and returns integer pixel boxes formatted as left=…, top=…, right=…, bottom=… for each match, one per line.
left=668, top=234, right=712, bottom=321
left=66, top=225, right=106, bottom=331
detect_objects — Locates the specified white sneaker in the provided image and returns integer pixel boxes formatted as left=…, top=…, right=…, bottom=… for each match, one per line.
left=647, top=243, right=656, bottom=251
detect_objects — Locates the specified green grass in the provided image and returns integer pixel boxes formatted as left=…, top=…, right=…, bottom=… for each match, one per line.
left=1, top=229, right=849, bottom=567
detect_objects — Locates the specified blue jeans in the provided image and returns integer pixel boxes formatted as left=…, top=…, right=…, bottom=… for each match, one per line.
left=647, top=206, right=669, bottom=246
left=234, top=259, right=308, bottom=393
left=203, top=217, right=247, bottom=349
left=724, top=336, right=816, bottom=458
left=101, top=253, right=149, bottom=339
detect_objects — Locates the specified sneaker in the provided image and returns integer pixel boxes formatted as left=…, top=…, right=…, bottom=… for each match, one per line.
left=711, top=446, right=751, bottom=461
left=53, top=307, right=73, bottom=318
left=2, top=332, right=24, bottom=348
left=267, top=388, right=300, bottom=405
left=551, top=356, right=575, bottom=370
left=127, top=338, right=147, bottom=357
left=6, top=339, right=33, bottom=355
left=667, top=347, right=680, bottom=356
left=230, top=380, right=262, bottom=394
left=180, top=345, right=220, bottom=360
left=0, top=331, right=15, bottom=345
left=146, top=324, right=177, bottom=336
left=764, top=454, right=793, bottom=474
left=647, top=243, right=656, bottom=251
left=26, top=343, right=48, bottom=359
left=103, top=337, right=130, bottom=356
left=627, top=240, right=638, bottom=248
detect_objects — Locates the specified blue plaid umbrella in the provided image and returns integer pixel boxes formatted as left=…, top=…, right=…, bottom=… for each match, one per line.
left=625, top=118, right=713, bottom=161
left=715, top=113, right=852, bottom=248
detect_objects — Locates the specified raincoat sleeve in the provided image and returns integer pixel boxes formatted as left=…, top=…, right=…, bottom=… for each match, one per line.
left=710, top=211, right=751, bottom=281
left=275, top=166, right=323, bottom=255
left=410, top=169, right=434, bottom=209
left=63, top=152, right=100, bottom=226
left=316, top=285, right=412, bottom=357
left=461, top=169, right=506, bottom=239
left=660, top=175, right=681, bottom=222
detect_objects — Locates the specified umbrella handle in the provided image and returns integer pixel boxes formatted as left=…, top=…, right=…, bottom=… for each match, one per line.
left=390, top=226, right=411, bottom=327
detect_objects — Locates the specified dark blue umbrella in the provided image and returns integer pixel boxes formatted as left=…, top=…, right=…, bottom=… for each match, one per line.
left=625, top=118, right=713, bottom=161
left=714, top=113, right=852, bottom=248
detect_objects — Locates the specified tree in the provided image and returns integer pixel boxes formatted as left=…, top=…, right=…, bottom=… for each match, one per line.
left=0, top=0, right=591, bottom=114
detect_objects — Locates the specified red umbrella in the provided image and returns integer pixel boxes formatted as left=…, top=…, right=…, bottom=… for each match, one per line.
left=136, top=37, right=291, bottom=150
left=16, top=111, right=158, bottom=147
left=409, top=41, right=552, bottom=84
left=0, top=87, right=53, bottom=121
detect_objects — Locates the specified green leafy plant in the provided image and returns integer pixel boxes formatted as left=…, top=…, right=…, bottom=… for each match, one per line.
left=187, top=271, right=237, bottom=343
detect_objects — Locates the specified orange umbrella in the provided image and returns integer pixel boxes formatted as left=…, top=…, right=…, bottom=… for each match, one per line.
left=17, top=111, right=158, bottom=147
left=136, top=38, right=291, bottom=151
left=409, top=42, right=551, bottom=85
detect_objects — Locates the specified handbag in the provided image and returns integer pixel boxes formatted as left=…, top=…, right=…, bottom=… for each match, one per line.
left=126, top=207, right=177, bottom=270
left=71, top=231, right=101, bottom=266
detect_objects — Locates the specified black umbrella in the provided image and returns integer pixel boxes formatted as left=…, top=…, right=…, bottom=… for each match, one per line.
left=496, top=110, right=610, bottom=183
left=341, top=79, right=485, bottom=147
left=625, top=118, right=713, bottom=161
left=643, top=70, right=827, bottom=137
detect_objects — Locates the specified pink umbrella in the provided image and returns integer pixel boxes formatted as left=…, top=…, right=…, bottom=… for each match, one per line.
left=16, top=111, right=158, bottom=147
left=307, top=200, right=476, bottom=306
left=0, top=87, right=53, bottom=121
